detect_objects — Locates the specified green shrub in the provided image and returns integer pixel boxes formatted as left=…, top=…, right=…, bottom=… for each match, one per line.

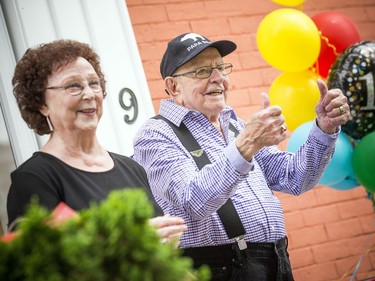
left=0, top=189, right=210, bottom=281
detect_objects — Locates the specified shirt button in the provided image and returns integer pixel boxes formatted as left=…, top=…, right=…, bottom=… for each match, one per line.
left=271, top=226, right=275, bottom=231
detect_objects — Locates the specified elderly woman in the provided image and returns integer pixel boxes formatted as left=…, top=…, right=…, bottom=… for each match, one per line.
left=7, top=39, right=186, bottom=242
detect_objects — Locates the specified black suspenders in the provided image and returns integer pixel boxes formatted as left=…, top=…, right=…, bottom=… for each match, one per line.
left=153, top=115, right=247, bottom=249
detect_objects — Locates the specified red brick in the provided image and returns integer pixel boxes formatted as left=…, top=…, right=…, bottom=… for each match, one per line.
left=226, top=55, right=240, bottom=73
left=128, top=5, right=167, bottom=24
left=136, top=22, right=191, bottom=43
left=229, top=15, right=265, bottom=34
left=233, top=34, right=257, bottom=52
left=315, top=186, right=360, bottom=205
left=279, top=190, right=319, bottom=212
left=312, top=240, right=350, bottom=262
left=137, top=42, right=165, bottom=61
left=357, top=271, right=375, bottom=281
left=335, top=255, right=373, bottom=278
left=166, top=2, right=207, bottom=21
left=248, top=86, right=271, bottom=105
left=191, top=19, right=233, bottom=38
left=284, top=210, right=305, bottom=231
left=364, top=6, right=375, bottom=22
left=326, top=218, right=363, bottom=240
left=349, top=186, right=371, bottom=200
left=303, top=204, right=340, bottom=226
left=234, top=105, right=259, bottom=121
left=278, top=194, right=302, bottom=213
left=369, top=252, right=375, bottom=268
left=289, top=247, right=315, bottom=268
left=230, top=69, right=264, bottom=89
left=260, top=67, right=281, bottom=85
left=202, top=1, right=245, bottom=17
left=337, top=198, right=374, bottom=219
left=147, top=79, right=165, bottom=100
left=360, top=215, right=375, bottom=234
left=293, top=262, right=339, bottom=281
left=238, top=1, right=279, bottom=15
left=226, top=89, right=251, bottom=108
left=238, top=51, right=269, bottom=70
left=151, top=99, right=161, bottom=114
left=346, top=235, right=375, bottom=256
left=142, top=60, right=161, bottom=81
left=358, top=23, right=375, bottom=40
left=289, top=225, right=328, bottom=248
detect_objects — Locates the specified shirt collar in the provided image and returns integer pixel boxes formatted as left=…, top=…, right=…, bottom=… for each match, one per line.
left=159, top=98, right=238, bottom=127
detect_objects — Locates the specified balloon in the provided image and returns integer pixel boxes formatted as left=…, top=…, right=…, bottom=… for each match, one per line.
left=352, top=131, right=375, bottom=192
left=329, top=164, right=360, bottom=191
left=269, top=70, right=320, bottom=131
left=271, top=0, right=305, bottom=7
left=287, top=122, right=354, bottom=186
left=257, top=8, right=321, bottom=72
left=286, top=121, right=314, bottom=152
left=312, top=12, right=361, bottom=78
left=327, top=41, right=375, bottom=140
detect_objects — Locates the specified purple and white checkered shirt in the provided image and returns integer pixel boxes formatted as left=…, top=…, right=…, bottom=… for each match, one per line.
left=133, top=99, right=337, bottom=248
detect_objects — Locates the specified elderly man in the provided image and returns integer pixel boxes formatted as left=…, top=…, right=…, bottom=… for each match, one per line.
left=133, top=32, right=350, bottom=281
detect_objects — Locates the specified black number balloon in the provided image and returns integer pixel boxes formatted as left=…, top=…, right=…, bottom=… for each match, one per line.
left=327, top=41, right=375, bottom=140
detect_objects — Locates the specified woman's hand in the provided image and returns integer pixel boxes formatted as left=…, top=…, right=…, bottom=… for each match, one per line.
left=149, top=214, right=187, bottom=247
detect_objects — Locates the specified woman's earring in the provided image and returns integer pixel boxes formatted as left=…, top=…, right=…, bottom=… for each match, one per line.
left=46, top=116, right=54, bottom=132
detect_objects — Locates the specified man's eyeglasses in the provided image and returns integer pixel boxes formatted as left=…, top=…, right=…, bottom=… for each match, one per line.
left=46, top=81, right=103, bottom=96
left=172, top=63, right=233, bottom=79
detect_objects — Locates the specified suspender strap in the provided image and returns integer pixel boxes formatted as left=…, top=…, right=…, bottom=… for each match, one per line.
left=229, top=122, right=240, bottom=137
left=153, top=115, right=245, bottom=239
left=216, top=200, right=246, bottom=238
left=153, top=116, right=211, bottom=170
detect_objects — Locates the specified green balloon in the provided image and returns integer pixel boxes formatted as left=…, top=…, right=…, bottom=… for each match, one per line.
left=352, top=132, right=375, bottom=192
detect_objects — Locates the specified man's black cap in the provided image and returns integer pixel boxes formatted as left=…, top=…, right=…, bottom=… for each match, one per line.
left=160, top=32, right=237, bottom=79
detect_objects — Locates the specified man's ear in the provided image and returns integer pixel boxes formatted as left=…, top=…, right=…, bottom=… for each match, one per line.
left=164, top=77, right=179, bottom=96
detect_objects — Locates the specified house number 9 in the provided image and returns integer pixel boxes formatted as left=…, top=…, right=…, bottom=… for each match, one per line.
left=119, top=87, right=138, bottom=124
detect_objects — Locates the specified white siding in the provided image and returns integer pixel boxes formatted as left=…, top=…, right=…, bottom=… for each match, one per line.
left=1, top=0, right=154, bottom=160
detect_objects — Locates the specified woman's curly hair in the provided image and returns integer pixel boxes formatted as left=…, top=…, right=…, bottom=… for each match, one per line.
left=12, top=39, right=107, bottom=135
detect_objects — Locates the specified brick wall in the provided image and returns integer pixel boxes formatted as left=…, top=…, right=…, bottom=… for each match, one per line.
left=126, top=0, right=375, bottom=280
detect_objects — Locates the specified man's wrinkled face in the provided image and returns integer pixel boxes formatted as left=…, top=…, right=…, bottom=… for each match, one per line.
left=171, top=48, right=230, bottom=120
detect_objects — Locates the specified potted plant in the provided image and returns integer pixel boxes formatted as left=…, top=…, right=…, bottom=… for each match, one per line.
left=0, top=189, right=210, bottom=281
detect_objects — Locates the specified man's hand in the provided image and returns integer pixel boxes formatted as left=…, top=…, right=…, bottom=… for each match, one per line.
left=235, top=92, right=287, bottom=161
left=315, top=79, right=350, bottom=134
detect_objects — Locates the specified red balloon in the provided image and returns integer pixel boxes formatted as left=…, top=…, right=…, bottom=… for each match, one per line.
left=312, top=12, right=361, bottom=78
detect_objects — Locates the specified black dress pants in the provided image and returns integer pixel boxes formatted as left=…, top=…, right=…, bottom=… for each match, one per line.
left=183, top=237, right=294, bottom=281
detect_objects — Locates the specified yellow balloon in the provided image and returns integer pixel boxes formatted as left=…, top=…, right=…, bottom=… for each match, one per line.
left=271, top=0, right=305, bottom=6
left=269, top=70, right=320, bottom=131
left=257, top=8, right=320, bottom=72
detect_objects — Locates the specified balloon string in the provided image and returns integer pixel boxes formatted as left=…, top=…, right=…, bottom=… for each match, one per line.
left=339, top=235, right=375, bottom=280
left=319, top=31, right=340, bottom=56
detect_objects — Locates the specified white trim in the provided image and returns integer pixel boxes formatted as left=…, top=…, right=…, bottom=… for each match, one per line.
left=0, top=3, right=38, bottom=167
